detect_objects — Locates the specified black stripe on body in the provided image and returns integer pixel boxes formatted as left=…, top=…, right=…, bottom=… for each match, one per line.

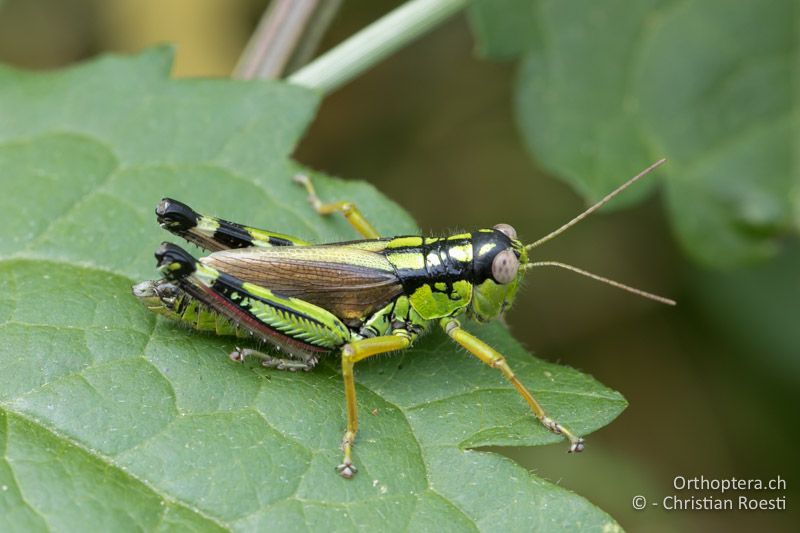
left=182, top=277, right=327, bottom=353
left=211, top=221, right=299, bottom=249
left=211, top=271, right=329, bottom=334
left=203, top=277, right=329, bottom=352
left=156, top=199, right=229, bottom=251
left=211, top=223, right=254, bottom=249
left=157, top=198, right=297, bottom=250
left=387, top=237, right=472, bottom=298
left=387, top=230, right=515, bottom=295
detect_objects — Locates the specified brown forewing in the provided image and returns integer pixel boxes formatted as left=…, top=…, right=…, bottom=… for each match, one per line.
left=199, top=245, right=403, bottom=326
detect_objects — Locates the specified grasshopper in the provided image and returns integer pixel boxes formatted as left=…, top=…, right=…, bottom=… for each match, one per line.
left=133, top=159, right=673, bottom=478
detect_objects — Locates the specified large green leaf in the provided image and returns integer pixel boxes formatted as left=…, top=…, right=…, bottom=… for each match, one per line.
left=469, top=0, right=796, bottom=268
left=0, top=48, right=626, bottom=531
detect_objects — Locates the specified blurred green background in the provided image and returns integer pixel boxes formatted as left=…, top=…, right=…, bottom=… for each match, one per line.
left=1, top=1, right=796, bottom=531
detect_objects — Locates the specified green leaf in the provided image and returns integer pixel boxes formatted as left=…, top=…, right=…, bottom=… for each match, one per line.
left=0, top=49, right=625, bottom=531
left=469, top=0, right=797, bottom=268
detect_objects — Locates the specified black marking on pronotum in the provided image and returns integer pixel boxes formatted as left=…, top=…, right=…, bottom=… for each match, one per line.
left=387, top=237, right=471, bottom=295
left=388, top=230, right=515, bottom=294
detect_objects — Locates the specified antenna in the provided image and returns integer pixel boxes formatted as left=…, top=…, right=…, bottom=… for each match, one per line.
left=526, top=158, right=667, bottom=250
left=526, top=261, right=676, bottom=306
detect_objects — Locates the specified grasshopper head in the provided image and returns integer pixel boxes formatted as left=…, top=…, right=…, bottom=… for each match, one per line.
left=469, top=224, right=528, bottom=322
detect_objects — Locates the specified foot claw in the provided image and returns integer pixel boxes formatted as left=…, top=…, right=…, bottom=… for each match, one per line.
left=336, top=460, right=357, bottom=479
left=568, top=438, right=585, bottom=453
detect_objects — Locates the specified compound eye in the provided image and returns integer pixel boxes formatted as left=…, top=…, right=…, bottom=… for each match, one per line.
left=492, top=249, right=520, bottom=284
left=493, top=223, right=517, bottom=240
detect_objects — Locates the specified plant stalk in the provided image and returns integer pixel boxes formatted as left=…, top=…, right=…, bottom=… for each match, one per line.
left=234, top=0, right=340, bottom=80
left=288, top=0, right=468, bottom=94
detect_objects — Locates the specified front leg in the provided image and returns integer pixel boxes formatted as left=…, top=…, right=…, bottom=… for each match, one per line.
left=441, top=318, right=584, bottom=452
left=337, top=334, right=412, bottom=478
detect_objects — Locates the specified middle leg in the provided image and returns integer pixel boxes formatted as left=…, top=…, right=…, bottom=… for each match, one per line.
left=337, top=334, right=412, bottom=478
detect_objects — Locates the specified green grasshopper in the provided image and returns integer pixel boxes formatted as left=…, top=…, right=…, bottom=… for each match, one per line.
left=133, top=159, right=673, bottom=478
